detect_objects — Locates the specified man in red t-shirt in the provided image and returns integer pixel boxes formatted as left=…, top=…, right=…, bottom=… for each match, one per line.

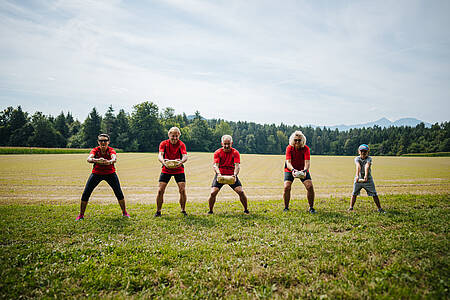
left=207, top=135, right=249, bottom=214
left=283, top=130, right=316, bottom=213
left=155, top=127, right=188, bottom=217
left=76, top=134, right=129, bottom=220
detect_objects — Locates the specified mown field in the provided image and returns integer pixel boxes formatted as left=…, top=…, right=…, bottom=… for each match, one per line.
left=0, top=153, right=449, bottom=299
left=1, top=153, right=449, bottom=205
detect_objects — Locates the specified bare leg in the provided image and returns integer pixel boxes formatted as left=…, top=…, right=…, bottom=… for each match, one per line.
left=79, top=200, right=88, bottom=216
left=373, top=195, right=382, bottom=209
left=208, top=187, right=220, bottom=212
left=350, top=195, right=357, bottom=209
left=177, top=182, right=187, bottom=212
left=156, top=182, right=168, bottom=213
left=283, top=181, right=292, bottom=209
left=117, top=199, right=127, bottom=214
left=303, top=180, right=315, bottom=208
left=234, top=186, right=248, bottom=211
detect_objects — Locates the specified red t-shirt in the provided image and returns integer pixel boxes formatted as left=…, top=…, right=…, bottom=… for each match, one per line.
left=214, top=148, right=240, bottom=175
left=159, top=140, right=187, bottom=174
left=284, top=145, right=310, bottom=172
left=90, top=146, right=116, bottom=175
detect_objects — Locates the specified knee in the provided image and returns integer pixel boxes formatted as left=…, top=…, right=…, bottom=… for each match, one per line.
left=284, top=185, right=291, bottom=193
left=305, top=183, right=314, bottom=192
left=210, top=190, right=219, bottom=197
left=178, top=186, right=186, bottom=194
left=158, top=187, right=166, bottom=195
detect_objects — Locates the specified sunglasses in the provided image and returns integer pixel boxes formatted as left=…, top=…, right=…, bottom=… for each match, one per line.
left=98, top=139, right=109, bottom=142
left=294, top=139, right=302, bottom=142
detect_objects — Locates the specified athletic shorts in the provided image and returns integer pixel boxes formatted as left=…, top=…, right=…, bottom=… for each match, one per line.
left=284, top=171, right=312, bottom=182
left=81, top=172, right=124, bottom=202
left=352, top=179, right=377, bottom=196
left=211, top=174, right=242, bottom=190
left=159, top=172, right=186, bottom=183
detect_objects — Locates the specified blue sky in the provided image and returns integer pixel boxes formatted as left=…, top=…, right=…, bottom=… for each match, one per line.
left=1, top=0, right=449, bottom=126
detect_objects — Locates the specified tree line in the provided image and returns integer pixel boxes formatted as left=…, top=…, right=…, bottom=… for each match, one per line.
left=1, top=102, right=449, bottom=156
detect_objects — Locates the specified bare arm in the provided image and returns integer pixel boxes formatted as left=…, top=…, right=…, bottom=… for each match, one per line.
left=285, top=159, right=294, bottom=172
left=363, top=162, right=371, bottom=182
left=303, top=160, right=310, bottom=172
left=158, top=152, right=166, bottom=166
left=355, top=161, right=361, bottom=182
left=109, top=154, right=117, bottom=165
left=234, top=163, right=240, bottom=177
left=213, top=162, right=221, bottom=176
left=87, top=153, right=116, bottom=165
left=179, top=153, right=188, bottom=164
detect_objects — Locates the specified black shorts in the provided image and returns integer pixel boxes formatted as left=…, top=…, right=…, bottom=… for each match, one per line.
left=284, top=170, right=312, bottom=182
left=81, top=172, right=124, bottom=202
left=211, top=174, right=242, bottom=190
left=159, top=172, right=186, bottom=183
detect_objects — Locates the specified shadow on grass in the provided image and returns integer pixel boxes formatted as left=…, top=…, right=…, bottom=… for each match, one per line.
left=151, top=210, right=287, bottom=228
left=82, top=215, right=134, bottom=234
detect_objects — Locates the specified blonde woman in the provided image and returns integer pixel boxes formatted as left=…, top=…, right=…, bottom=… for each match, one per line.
left=283, top=130, right=315, bottom=213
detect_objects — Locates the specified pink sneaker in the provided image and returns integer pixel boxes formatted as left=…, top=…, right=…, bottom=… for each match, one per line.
left=122, top=212, right=130, bottom=218
left=76, top=214, right=84, bottom=221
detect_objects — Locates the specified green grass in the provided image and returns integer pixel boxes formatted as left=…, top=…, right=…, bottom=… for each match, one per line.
left=0, top=147, right=93, bottom=154
left=402, top=152, right=450, bottom=157
left=0, top=147, right=124, bottom=154
left=1, top=194, right=449, bottom=299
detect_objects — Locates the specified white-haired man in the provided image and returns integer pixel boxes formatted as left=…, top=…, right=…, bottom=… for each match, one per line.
left=155, top=127, right=188, bottom=217
left=283, top=130, right=316, bottom=213
left=207, top=135, right=249, bottom=214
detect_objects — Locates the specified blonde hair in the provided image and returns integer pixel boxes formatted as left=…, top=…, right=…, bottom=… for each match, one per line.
left=168, top=126, right=181, bottom=136
left=289, top=130, right=306, bottom=147
left=221, top=134, right=233, bottom=143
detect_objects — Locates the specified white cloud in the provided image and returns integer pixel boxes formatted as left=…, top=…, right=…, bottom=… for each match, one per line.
left=0, top=0, right=449, bottom=125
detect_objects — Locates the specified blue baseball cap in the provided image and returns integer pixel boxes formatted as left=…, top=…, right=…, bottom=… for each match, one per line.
left=358, top=144, right=369, bottom=151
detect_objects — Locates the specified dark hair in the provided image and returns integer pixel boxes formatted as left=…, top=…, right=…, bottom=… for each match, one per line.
left=98, top=133, right=110, bottom=141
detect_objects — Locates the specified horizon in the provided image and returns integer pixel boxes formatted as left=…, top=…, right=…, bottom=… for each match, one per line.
left=1, top=1, right=449, bottom=126
left=3, top=103, right=441, bottom=129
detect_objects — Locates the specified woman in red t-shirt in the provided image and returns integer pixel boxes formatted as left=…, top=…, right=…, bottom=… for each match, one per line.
left=76, top=134, right=129, bottom=220
left=283, top=130, right=316, bottom=213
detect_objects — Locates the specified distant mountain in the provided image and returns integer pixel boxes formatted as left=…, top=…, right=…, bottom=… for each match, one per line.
left=326, top=117, right=432, bottom=131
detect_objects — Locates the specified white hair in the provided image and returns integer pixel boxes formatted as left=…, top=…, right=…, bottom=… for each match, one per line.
left=221, top=134, right=233, bottom=143
left=168, top=126, right=181, bottom=136
left=289, top=130, right=306, bottom=147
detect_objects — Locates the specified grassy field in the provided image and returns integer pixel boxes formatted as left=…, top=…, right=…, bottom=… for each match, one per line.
left=0, top=153, right=449, bottom=205
left=402, top=152, right=450, bottom=157
left=0, top=153, right=449, bottom=298
left=0, top=147, right=96, bottom=154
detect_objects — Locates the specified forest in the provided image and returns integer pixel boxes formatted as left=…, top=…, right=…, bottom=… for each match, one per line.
left=1, top=101, right=449, bottom=156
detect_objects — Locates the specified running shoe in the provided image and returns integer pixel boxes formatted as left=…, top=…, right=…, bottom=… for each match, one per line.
left=378, top=208, right=386, bottom=213
left=207, top=210, right=214, bottom=215
left=181, top=211, right=187, bottom=216
left=122, top=212, right=130, bottom=217
left=75, top=214, right=84, bottom=221
left=347, top=207, right=354, bottom=211
left=154, top=211, right=161, bottom=217
left=309, top=207, right=316, bottom=214
left=244, top=209, right=250, bottom=214
left=283, top=207, right=290, bottom=212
